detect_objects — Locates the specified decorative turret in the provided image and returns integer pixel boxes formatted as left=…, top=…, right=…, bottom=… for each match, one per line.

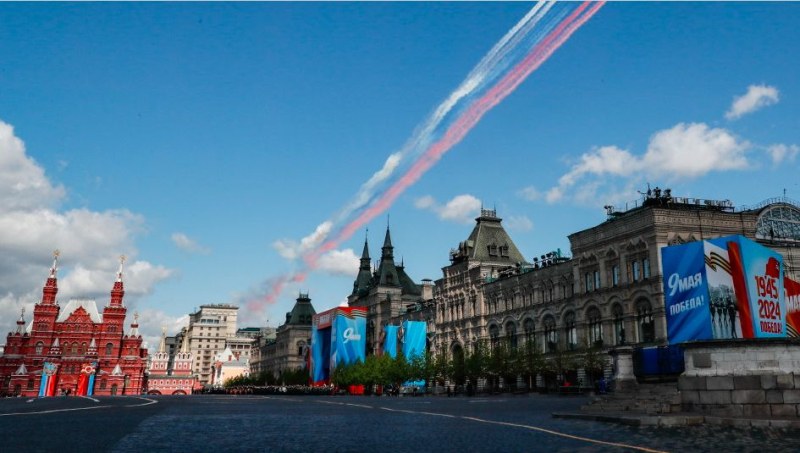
left=376, top=226, right=400, bottom=287
left=41, top=250, right=59, bottom=305
left=352, top=233, right=373, bottom=296
left=109, top=255, right=126, bottom=307
left=128, top=311, right=140, bottom=337
left=48, top=338, right=61, bottom=356
left=87, top=338, right=98, bottom=356
left=15, top=308, right=25, bottom=335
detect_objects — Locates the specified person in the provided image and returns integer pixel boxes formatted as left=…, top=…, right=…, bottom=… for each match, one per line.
left=466, top=381, right=474, bottom=397
left=446, top=385, right=452, bottom=397
left=598, top=377, right=607, bottom=395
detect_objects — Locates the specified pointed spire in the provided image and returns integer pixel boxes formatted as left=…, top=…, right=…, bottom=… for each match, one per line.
left=109, top=255, right=126, bottom=307
left=50, top=249, right=59, bottom=278
left=88, top=338, right=98, bottom=355
left=41, top=250, right=59, bottom=305
left=49, top=337, right=61, bottom=355
left=129, top=311, right=140, bottom=337
left=111, top=364, right=123, bottom=376
left=15, top=307, right=25, bottom=334
left=158, top=326, right=166, bottom=353
left=14, top=363, right=28, bottom=375
left=116, top=254, right=126, bottom=282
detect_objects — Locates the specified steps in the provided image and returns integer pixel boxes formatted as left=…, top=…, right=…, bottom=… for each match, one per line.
left=581, top=382, right=681, bottom=415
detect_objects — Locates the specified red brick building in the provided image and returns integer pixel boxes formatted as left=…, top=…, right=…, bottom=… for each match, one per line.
left=0, top=253, right=147, bottom=397
left=145, top=328, right=200, bottom=395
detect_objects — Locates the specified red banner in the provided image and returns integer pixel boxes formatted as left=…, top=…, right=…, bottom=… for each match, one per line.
left=786, top=276, right=800, bottom=337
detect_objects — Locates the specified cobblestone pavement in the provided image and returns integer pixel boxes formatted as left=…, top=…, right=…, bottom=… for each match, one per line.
left=2, top=394, right=799, bottom=452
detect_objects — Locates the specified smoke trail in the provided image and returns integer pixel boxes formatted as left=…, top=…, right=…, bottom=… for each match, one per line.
left=253, top=1, right=605, bottom=311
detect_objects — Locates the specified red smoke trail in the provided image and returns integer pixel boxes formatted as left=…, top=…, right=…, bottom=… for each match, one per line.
left=311, top=1, right=604, bottom=260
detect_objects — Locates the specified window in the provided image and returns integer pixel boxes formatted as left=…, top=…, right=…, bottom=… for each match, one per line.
left=35, top=341, right=44, bottom=355
left=612, top=304, right=625, bottom=345
left=594, top=270, right=601, bottom=290
left=489, top=325, right=500, bottom=349
left=587, top=307, right=602, bottom=347
left=71, top=342, right=78, bottom=355
left=564, top=312, right=577, bottom=350
left=585, top=273, right=592, bottom=293
left=612, top=265, right=620, bottom=287
left=543, top=316, right=557, bottom=353
left=643, top=258, right=651, bottom=279
left=631, top=261, right=641, bottom=281
left=505, top=322, right=517, bottom=351
left=637, top=300, right=655, bottom=343
left=106, top=343, right=114, bottom=356
left=27, top=379, right=34, bottom=390
left=523, top=319, right=535, bottom=347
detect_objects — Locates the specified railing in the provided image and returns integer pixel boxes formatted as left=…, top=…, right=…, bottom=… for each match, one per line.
left=739, top=195, right=800, bottom=212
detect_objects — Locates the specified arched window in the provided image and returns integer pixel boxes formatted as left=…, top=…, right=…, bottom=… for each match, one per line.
left=35, top=341, right=44, bottom=355
left=587, top=307, right=603, bottom=347
left=71, top=342, right=78, bottom=355
left=543, top=316, right=557, bottom=353
left=105, top=343, right=114, bottom=356
left=488, top=325, right=500, bottom=349
left=80, top=342, right=87, bottom=355
left=755, top=204, right=800, bottom=242
left=564, top=312, right=577, bottom=350
left=612, top=304, right=625, bottom=345
left=637, top=300, right=655, bottom=343
left=505, top=321, right=517, bottom=351
left=523, top=318, right=535, bottom=347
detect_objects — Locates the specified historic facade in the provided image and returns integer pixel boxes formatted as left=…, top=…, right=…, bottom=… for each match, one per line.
left=257, top=293, right=315, bottom=377
left=426, top=192, right=800, bottom=388
left=0, top=254, right=147, bottom=397
left=146, top=328, right=199, bottom=395
left=348, top=227, right=428, bottom=355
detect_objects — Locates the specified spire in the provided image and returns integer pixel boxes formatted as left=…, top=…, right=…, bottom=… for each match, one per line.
left=158, top=326, right=167, bottom=353
left=49, top=337, right=61, bottom=355
left=129, top=311, right=140, bottom=337
left=382, top=225, right=393, bottom=251
left=109, top=255, right=126, bottom=307
left=116, top=254, right=125, bottom=282
left=353, top=230, right=374, bottom=295
left=15, top=307, right=25, bottom=334
left=41, top=250, right=59, bottom=305
left=88, top=338, right=98, bottom=355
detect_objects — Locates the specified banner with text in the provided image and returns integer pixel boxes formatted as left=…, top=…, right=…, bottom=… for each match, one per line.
left=662, top=235, right=786, bottom=343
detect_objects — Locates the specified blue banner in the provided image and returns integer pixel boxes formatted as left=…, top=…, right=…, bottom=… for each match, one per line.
left=331, top=310, right=366, bottom=369
left=662, top=241, right=712, bottom=343
left=401, top=321, right=426, bottom=360
left=383, top=325, right=399, bottom=358
left=311, top=325, right=330, bottom=384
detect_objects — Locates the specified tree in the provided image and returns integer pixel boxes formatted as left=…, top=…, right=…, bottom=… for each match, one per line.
left=519, top=338, right=545, bottom=390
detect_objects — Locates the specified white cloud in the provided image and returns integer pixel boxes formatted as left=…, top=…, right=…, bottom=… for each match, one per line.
left=766, top=144, right=799, bottom=165
left=505, top=215, right=534, bottom=232
left=641, top=123, right=749, bottom=177
left=136, top=308, right=189, bottom=353
left=517, top=186, right=542, bottom=201
left=273, top=221, right=332, bottom=260
left=0, top=119, right=174, bottom=339
left=315, top=248, right=359, bottom=277
left=414, top=194, right=481, bottom=224
left=545, top=123, right=750, bottom=205
left=171, top=232, right=210, bottom=254
left=726, top=84, right=779, bottom=120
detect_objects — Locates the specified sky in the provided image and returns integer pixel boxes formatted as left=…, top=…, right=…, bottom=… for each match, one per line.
left=1, top=2, right=798, bottom=351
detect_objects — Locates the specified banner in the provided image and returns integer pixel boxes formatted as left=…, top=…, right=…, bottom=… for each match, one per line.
left=401, top=321, right=426, bottom=360
left=784, top=276, right=800, bottom=337
left=382, top=325, right=399, bottom=358
left=310, top=325, right=330, bottom=384
left=76, top=362, right=97, bottom=396
left=39, top=362, right=58, bottom=397
left=331, top=308, right=366, bottom=369
left=662, top=235, right=786, bottom=343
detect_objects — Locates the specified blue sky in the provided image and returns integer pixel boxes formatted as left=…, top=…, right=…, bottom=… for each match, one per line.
left=1, top=2, right=798, bottom=349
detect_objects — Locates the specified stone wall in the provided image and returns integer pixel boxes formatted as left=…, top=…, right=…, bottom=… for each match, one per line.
left=679, top=340, right=800, bottom=418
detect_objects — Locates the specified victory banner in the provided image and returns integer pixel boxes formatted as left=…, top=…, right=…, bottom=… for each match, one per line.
left=662, top=235, right=787, bottom=343
left=784, top=276, right=800, bottom=337
left=331, top=308, right=366, bottom=369
left=38, top=362, right=58, bottom=397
